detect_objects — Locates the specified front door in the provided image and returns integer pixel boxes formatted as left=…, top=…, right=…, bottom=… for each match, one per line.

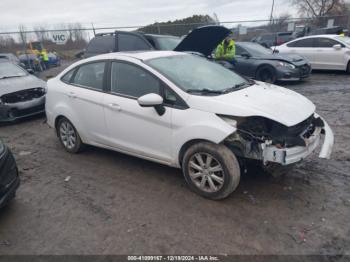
left=313, top=37, right=346, bottom=70
left=103, top=61, right=173, bottom=163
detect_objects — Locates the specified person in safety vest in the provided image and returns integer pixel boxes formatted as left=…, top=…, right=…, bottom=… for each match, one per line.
left=215, top=36, right=236, bottom=65
left=40, top=50, right=49, bottom=70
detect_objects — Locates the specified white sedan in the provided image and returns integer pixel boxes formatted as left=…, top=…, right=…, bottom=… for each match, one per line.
left=45, top=51, right=334, bottom=200
left=274, top=34, right=350, bottom=72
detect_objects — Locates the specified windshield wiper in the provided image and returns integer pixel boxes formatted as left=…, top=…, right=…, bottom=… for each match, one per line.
left=186, top=88, right=224, bottom=95
left=222, top=81, right=253, bottom=94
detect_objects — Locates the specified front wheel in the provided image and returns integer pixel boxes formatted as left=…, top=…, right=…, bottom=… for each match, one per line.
left=182, top=142, right=241, bottom=200
left=347, top=61, right=350, bottom=74
left=256, top=66, right=277, bottom=84
left=57, top=117, right=84, bottom=153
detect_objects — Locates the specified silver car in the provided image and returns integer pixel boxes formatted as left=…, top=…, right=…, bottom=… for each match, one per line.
left=0, top=61, right=46, bottom=122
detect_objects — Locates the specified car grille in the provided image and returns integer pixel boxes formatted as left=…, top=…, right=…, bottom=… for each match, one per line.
left=1, top=88, right=45, bottom=104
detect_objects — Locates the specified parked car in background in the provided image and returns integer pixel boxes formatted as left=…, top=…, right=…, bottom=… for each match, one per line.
left=252, top=32, right=293, bottom=48
left=47, top=52, right=61, bottom=67
left=46, top=51, right=333, bottom=200
left=0, top=61, right=46, bottom=122
left=0, top=53, right=20, bottom=65
left=18, top=54, right=43, bottom=72
left=309, top=26, right=345, bottom=36
left=84, top=31, right=181, bottom=58
left=230, top=42, right=311, bottom=83
left=0, top=140, right=19, bottom=209
left=274, top=35, right=350, bottom=72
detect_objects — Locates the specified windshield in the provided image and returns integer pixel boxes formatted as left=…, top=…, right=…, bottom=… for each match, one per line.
left=155, top=36, right=181, bottom=50
left=146, top=54, right=249, bottom=94
left=240, top=42, right=273, bottom=56
left=335, top=36, right=350, bottom=46
left=0, top=62, right=27, bottom=79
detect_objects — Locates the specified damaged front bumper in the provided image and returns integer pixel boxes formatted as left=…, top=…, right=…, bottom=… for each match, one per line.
left=262, top=116, right=334, bottom=165
left=0, top=96, right=45, bottom=122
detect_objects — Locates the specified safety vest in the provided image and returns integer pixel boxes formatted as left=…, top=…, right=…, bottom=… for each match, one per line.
left=215, top=39, right=236, bottom=61
left=41, top=51, right=49, bottom=62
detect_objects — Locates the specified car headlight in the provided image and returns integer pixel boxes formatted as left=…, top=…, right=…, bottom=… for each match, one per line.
left=278, top=61, right=296, bottom=69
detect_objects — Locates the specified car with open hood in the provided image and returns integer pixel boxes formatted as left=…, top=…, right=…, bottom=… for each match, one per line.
left=0, top=140, right=19, bottom=209
left=0, top=60, right=46, bottom=122
left=46, top=51, right=334, bottom=200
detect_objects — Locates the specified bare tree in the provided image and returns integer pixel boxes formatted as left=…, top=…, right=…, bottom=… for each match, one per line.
left=292, top=0, right=348, bottom=17
left=33, top=25, right=49, bottom=42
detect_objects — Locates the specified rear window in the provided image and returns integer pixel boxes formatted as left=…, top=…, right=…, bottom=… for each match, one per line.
left=87, top=35, right=115, bottom=53
left=117, top=33, right=152, bottom=51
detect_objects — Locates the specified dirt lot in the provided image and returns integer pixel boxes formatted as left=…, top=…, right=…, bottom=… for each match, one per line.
left=0, top=62, right=349, bottom=255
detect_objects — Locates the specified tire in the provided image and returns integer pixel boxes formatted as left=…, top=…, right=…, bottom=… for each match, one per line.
left=182, top=142, right=241, bottom=200
left=347, top=61, right=350, bottom=74
left=57, top=117, right=84, bottom=153
left=256, top=66, right=277, bottom=84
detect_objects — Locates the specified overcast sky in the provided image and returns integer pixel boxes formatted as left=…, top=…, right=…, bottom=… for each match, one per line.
left=0, top=0, right=293, bottom=31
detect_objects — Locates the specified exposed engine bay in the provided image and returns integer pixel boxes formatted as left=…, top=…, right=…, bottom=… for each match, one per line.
left=224, top=114, right=327, bottom=165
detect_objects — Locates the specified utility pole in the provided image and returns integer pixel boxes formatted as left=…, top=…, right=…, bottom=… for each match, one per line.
left=269, top=0, right=275, bottom=24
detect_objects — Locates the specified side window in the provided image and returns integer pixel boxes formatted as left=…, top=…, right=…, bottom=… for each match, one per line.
left=72, top=62, right=105, bottom=90
left=86, top=36, right=115, bottom=53
left=314, top=38, right=340, bottom=48
left=287, top=38, right=314, bottom=48
left=111, top=62, right=161, bottom=98
left=163, top=88, right=187, bottom=109
left=117, top=33, right=152, bottom=51
left=61, top=69, right=75, bottom=83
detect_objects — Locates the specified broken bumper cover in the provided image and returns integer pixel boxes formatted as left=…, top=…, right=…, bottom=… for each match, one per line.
left=262, top=117, right=334, bottom=165
left=0, top=96, right=45, bottom=122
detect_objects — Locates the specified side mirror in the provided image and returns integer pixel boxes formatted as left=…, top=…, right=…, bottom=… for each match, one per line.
left=333, top=44, right=342, bottom=50
left=137, top=93, right=165, bottom=116
left=241, top=52, right=251, bottom=59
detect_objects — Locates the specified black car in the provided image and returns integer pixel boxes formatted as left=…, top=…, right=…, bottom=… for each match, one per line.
left=252, top=32, right=293, bottom=48
left=233, top=42, right=311, bottom=83
left=84, top=31, right=181, bottom=58
left=0, top=61, right=46, bottom=122
left=0, top=141, right=19, bottom=209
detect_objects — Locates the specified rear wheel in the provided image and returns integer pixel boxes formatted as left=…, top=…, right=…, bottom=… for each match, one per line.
left=57, top=117, right=83, bottom=153
left=182, top=142, right=241, bottom=200
left=256, top=66, right=277, bottom=84
left=347, top=61, right=350, bottom=74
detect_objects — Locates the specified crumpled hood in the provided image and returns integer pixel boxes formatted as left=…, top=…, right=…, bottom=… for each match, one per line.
left=254, top=53, right=307, bottom=65
left=187, top=82, right=316, bottom=127
left=0, top=75, right=46, bottom=96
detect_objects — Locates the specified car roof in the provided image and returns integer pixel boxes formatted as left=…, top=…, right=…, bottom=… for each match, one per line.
left=296, top=34, right=341, bottom=39
left=87, top=50, right=184, bottom=61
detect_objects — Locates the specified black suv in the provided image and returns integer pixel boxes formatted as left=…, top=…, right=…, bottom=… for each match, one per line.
left=84, top=31, right=181, bottom=58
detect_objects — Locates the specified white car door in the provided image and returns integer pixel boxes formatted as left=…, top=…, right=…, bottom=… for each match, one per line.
left=313, top=37, right=347, bottom=70
left=103, top=61, right=175, bottom=163
left=66, top=61, right=109, bottom=144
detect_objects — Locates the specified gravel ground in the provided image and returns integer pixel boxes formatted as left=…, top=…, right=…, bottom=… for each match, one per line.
left=0, top=61, right=349, bottom=255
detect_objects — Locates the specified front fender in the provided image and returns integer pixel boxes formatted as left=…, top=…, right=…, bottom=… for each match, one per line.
left=171, top=110, right=236, bottom=166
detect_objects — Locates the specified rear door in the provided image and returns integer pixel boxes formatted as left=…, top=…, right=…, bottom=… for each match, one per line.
left=313, top=37, right=346, bottom=70
left=66, top=61, right=109, bottom=144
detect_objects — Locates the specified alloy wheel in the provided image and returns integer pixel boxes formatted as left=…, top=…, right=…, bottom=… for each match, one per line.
left=188, top=153, right=225, bottom=193
left=59, top=121, right=77, bottom=150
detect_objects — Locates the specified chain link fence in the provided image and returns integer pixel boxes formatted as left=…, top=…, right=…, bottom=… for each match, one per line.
left=0, top=15, right=349, bottom=60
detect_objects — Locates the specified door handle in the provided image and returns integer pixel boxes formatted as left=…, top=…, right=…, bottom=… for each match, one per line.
left=67, top=92, right=77, bottom=99
left=107, top=103, right=122, bottom=111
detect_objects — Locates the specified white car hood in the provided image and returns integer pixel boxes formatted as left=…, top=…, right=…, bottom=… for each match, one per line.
left=186, top=82, right=316, bottom=127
